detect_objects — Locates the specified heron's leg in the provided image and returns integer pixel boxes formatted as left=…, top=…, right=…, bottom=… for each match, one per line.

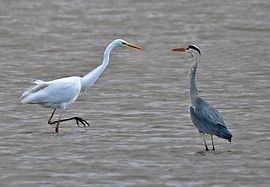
left=211, top=135, right=215, bottom=151
left=200, top=133, right=209, bottom=151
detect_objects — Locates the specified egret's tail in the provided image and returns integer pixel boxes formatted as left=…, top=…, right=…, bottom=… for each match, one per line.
left=216, top=124, right=232, bottom=143
left=20, top=80, right=47, bottom=103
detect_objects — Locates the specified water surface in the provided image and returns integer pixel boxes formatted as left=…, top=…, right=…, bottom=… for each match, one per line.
left=0, top=0, right=270, bottom=186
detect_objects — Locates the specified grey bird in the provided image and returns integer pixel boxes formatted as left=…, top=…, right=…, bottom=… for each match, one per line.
left=172, top=45, right=232, bottom=151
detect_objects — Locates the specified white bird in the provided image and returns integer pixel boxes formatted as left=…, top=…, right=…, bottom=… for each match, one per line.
left=20, top=39, right=143, bottom=133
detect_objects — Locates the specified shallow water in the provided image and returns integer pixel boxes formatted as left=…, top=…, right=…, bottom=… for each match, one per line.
left=0, top=0, right=270, bottom=186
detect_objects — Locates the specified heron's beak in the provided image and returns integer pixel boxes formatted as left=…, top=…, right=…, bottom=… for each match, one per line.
left=126, top=43, right=144, bottom=51
left=171, top=47, right=187, bottom=52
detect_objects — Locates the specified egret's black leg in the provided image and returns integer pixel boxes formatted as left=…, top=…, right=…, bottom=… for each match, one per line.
left=211, top=135, right=215, bottom=151
left=55, top=122, right=60, bottom=133
left=48, top=109, right=90, bottom=133
left=48, top=108, right=61, bottom=133
left=48, top=108, right=57, bottom=125
left=57, top=117, right=90, bottom=128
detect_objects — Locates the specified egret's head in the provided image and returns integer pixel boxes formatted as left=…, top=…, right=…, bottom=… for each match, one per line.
left=172, top=44, right=201, bottom=56
left=112, top=39, right=144, bottom=51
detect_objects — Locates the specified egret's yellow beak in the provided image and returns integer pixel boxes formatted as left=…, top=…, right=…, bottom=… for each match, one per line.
left=126, top=43, right=144, bottom=51
left=171, top=47, right=187, bottom=52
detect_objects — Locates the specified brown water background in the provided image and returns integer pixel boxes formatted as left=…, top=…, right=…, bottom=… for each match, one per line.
left=0, top=0, right=270, bottom=186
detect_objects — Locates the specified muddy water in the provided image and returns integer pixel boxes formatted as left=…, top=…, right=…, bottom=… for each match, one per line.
left=0, top=0, right=269, bottom=186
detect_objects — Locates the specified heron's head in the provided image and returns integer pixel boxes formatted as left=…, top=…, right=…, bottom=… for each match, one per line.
left=112, top=39, right=144, bottom=51
left=172, top=44, right=201, bottom=56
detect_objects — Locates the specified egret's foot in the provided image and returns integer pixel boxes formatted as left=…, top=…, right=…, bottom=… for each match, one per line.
left=55, top=126, right=59, bottom=133
left=55, top=122, right=60, bottom=133
left=74, top=117, right=90, bottom=129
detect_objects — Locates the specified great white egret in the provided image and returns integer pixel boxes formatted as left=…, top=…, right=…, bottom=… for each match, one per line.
left=21, top=39, right=143, bottom=133
left=172, top=45, right=232, bottom=151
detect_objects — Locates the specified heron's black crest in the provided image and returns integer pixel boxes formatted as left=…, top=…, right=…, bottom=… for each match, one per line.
left=188, top=45, right=201, bottom=55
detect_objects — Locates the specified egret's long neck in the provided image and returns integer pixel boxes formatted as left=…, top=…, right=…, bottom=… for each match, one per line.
left=190, top=53, right=200, bottom=105
left=80, top=42, right=116, bottom=92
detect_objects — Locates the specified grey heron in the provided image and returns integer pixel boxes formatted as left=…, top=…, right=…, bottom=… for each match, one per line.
left=20, top=39, right=143, bottom=133
left=172, top=45, right=232, bottom=151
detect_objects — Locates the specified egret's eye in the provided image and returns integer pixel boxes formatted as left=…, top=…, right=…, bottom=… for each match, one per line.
left=122, top=42, right=127, bottom=45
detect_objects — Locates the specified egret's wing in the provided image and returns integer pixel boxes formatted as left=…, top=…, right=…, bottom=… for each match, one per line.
left=21, top=77, right=81, bottom=108
left=34, top=80, right=46, bottom=85
left=20, top=80, right=48, bottom=100
left=192, top=97, right=227, bottom=127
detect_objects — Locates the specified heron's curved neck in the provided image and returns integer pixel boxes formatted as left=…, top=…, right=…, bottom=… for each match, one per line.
left=190, top=53, right=200, bottom=105
left=80, top=42, right=116, bottom=92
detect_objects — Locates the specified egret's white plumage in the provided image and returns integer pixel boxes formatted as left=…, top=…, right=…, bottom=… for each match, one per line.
left=21, top=77, right=82, bottom=110
left=21, top=39, right=143, bottom=133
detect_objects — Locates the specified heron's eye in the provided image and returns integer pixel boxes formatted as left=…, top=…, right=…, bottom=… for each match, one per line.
left=122, top=42, right=127, bottom=45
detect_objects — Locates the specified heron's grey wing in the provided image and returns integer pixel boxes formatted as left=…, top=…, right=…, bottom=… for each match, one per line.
left=191, top=97, right=232, bottom=141
left=192, top=97, right=227, bottom=127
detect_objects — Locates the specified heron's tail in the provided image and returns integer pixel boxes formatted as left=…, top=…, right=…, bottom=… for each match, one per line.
left=216, top=124, right=232, bottom=143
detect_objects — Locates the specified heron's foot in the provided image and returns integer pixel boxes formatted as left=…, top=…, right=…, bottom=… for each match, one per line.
left=203, top=141, right=209, bottom=151
left=74, top=117, right=90, bottom=129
